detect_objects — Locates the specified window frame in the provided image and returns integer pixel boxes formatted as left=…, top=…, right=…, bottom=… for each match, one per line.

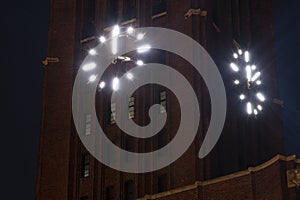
left=124, top=180, right=135, bottom=200
left=81, top=153, right=90, bottom=178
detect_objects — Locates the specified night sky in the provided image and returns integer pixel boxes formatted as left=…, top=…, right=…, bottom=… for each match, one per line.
left=1, top=0, right=299, bottom=199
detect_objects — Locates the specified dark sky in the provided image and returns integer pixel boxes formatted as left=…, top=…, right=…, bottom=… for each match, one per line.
left=1, top=0, right=299, bottom=199
left=273, top=1, right=300, bottom=157
left=1, top=1, right=49, bottom=199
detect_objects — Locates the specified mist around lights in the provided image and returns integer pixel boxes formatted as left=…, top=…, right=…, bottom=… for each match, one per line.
left=83, top=27, right=264, bottom=117
left=81, top=25, right=152, bottom=91
left=230, top=49, right=265, bottom=116
left=73, top=26, right=227, bottom=172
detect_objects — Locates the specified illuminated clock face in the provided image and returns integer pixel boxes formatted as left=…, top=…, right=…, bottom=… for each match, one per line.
left=85, top=25, right=148, bottom=91
left=230, top=49, right=265, bottom=115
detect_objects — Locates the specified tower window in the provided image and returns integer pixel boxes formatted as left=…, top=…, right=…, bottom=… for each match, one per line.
left=85, top=114, right=92, bottom=135
left=124, top=136, right=135, bottom=161
left=160, top=91, right=166, bottom=113
left=110, top=102, right=116, bottom=124
left=128, top=96, right=135, bottom=119
left=158, top=130, right=166, bottom=149
left=81, top=154, right=90, bottom=178
left=106, top=186, right=115, bottom=200
left=124, top=180, right=134, bottom=200
left=152, top=0, right=167, bottom=16
left=125, top=136, right=135, bottom=152
left=158, top=173, right=168, bottom=192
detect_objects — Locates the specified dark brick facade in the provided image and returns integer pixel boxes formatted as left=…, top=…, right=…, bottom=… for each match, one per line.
left=36, top=0, right=291, bottom=199
left=137, top=155, right=300, bottom=200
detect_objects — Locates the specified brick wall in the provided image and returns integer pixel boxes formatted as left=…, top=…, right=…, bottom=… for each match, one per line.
left=137, top=155, right=300, bottom=200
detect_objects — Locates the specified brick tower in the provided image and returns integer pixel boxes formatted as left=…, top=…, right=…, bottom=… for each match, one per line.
left=37, top=0, right=299, bottom=200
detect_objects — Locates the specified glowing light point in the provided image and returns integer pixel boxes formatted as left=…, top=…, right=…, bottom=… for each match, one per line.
left=257, top=93, right=265, bottom=102
left=238, top=49, right=243, bottom=55
left=257, top=105, right=263, bottom=111
left=112, top=25, right=120, bottom=37
left=251, top=71, right=261, bottom=82
left=233, top=53, right=238, bottom=59
left=230, top=63, right=239, bottom=72
left=83, top=63, right=96, bottom=71
left=246, top=65, right=252, bottom=81
left=112, top=77, right=119, bottom=91
left=234, top=80, right=240, bottom=85
left=127, top=26, right=134, bottom=34
left=136, top=60, right=144, bottom=66
left=89, top=49, right=97, bottom=56
left=99, top=36, right=106, bottom=43
left=99, top=81, right=106, bottom=89
left=89, top=74, right=97, bottom=82
left=118, top=56, right=131, bottom=61
left=126, top=72, right=133, bottom=80
left=251, top=65, right=257, bottom=70
left=137, top=33, right=144, bottom=40
left=254, top=109, right=258, bottom=115
left=256, top=80, right=262, bottom=85
left=124, top=56, right=131, bottom=61
left=137, top=44, right=151, bottom=53
left=247, top=102, right=252, bottom=115
left=112, top=26, right=119, bottom=55
left=240, top=94, right=245, bottom=100
left=244, top=51, right=250, bottom=63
